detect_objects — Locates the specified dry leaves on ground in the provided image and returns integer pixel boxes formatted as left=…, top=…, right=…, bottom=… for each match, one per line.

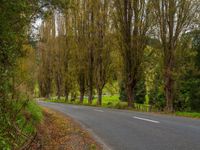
left=29, top=108, right=102, bottom=150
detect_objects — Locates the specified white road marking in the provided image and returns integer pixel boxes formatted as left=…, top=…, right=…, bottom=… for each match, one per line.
left=94, top=109, right=104, bottom=112
left=133, top=116, right=160, bottom=124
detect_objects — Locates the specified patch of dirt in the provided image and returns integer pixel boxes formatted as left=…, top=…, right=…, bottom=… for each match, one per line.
left=29, top=108, right=102, bottom=150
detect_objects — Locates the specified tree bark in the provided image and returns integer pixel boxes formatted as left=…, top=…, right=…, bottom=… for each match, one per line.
left=45, top=76, right=51, bottom=99
left=115, top=0, right=145, bottom=108
left=87, top=3, right=94, bottom=105
left=164, top=80, right=173, bottom=112
left=78, top=72, right=85, bottom=103
left=126, top=83, right=134, bottom=107
left=56, top=75, right=61, bottom=100
left=80, top=90, right=84, bottom=104
left=88, top=45, right=94, bottom=104
left=88, top=87, right=93, bottom=104
left=164, top=58, right=174, bottom=112
left=152, top=0, right=196, bottom=112
left=97, top=88, right=102, bottom=106
left=64, top=84, right=69, bottom=102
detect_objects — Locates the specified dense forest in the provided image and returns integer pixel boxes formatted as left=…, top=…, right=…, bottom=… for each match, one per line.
left=0, top=0, right=200, bottom=149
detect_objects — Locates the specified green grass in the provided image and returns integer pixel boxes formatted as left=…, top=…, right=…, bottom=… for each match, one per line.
left=0, top=100, right=43, bottom=149
left=46, top=95, right=155, bottom=111
left=47, top=95, right=120, bottom=106
left=16, top=100, right=43, bottom=143
left=175, top=111, right=200, bottom=118
left=83, top=95, right=120, bottom=106
left=46, top=96, right=200, bottom=119
left=26, top=100, right=43, bottom=123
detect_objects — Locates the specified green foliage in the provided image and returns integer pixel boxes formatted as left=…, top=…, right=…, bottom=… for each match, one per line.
left=0, top=0, right=42, bottom=149
left=134, top=103, right=154, bottom=112
left=37, top=0, right=199, bottom=114
left=26, top=101, right=43, bottom=123
left=174, top=31, right=200, bottom=112
left=46, top=95, right=158, bottom=112
left=0, top=100, right=43, bottom=149
left=106, top=102, right=113, bottom=108
left=135, top=78, right=146, bottom=104
left=47, top=95, right=120, bottom=106
left=0, top=134, right=11, bottom=150
left=119, top=79, right=146, bottom=104
left=149, top=83, right=165, bottom=111
left=104, top=82, right=119, bottom=95
left=114, top=102, right=128, bottom=109
left=119, top=81, right=128, bottom=102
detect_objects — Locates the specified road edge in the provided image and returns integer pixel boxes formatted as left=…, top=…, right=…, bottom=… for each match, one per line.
left=40, top=104, right=112, bottom=150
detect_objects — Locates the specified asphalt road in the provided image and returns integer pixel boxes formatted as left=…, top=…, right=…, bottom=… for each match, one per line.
left=39, top=101, right=200, bottom=150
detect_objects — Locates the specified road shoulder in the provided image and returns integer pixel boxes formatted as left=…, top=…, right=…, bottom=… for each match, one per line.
left=29, top=107, right=102, bottom=150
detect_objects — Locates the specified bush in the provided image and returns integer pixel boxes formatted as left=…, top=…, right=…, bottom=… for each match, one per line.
left=0, top=100, right=43, bottom=149
left=114, top=102, right=128, bottom=109
left=106, top=102, right=113, bottom=108
left=119, top=79, right=146, bottom=104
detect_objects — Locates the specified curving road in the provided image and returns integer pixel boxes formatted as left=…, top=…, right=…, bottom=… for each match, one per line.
left=38, top=101, right=200, bottom=150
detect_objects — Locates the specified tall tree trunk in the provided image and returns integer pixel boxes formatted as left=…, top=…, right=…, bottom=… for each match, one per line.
left=79, top=78, right=85, bottom=104
left=64, top=84, right=69, bottom=102
left=164, top=57, right=174, bottom=112
left=56, top=75, right=61, bottom=100
left=46, top=80, right=51, bottom=99
left=88, top=3, right=94, bottom=105
left=80, top=90, right=84, bottom=104
left=126, top=83, right=134, bottom=107
left=152, top=0, right=196, bottom=112
left=88, top=85, right=93, bottom=104
left=79, top=72, right=85, bottom=103
left=97, top=88, right=102, bottom=106
left=88, top=46, right=94, bottom=104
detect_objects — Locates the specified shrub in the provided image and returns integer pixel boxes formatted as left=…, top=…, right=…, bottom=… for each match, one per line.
left=0, top=100, right=43, bottom=149
left=114, top=102, right=128, bottom=109
left=106, top=102, right=113, bottom=108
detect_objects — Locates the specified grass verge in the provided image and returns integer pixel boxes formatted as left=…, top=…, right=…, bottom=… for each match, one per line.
left=46, top=95, right=157, bottom=112
left=45, top=96, right=200, bottom=119
left=175, top=111, right=200, bottom=118
left=0, top=100, right=43, bottom=150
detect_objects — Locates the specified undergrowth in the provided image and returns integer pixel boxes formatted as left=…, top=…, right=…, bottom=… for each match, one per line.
left=0, top=100, right=43, bottom=149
